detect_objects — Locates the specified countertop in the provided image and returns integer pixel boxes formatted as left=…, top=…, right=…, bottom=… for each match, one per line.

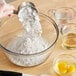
left=0, top=0, right=76, bottom=76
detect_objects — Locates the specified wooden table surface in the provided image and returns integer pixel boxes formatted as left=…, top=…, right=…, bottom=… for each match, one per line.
left=0, top=0, right=76, bottom=76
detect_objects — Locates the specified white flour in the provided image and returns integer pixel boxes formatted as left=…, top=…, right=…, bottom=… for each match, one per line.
left=7, top=2, right=50, bottom=66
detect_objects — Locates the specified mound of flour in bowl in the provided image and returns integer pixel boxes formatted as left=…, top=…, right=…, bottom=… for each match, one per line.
left=7, top=2, right=50, bottom=66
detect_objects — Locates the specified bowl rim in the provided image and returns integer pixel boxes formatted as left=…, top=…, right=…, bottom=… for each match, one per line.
left=0, top=13, right=59, bottom=56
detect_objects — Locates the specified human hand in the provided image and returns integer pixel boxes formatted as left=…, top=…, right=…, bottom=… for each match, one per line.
left=0, top=2, right=15, bottom=18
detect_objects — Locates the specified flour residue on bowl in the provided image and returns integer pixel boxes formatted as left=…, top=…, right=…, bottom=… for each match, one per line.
left=7, top=2, right=50, bottom=54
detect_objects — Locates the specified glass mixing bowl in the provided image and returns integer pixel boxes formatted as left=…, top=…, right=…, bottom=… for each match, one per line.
left=0, top=13, right=59, bottom=67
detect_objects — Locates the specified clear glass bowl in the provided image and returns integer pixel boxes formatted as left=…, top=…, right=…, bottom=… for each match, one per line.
left=0, top=13, right=59, bottom=67
left=48, top=7, right=76, bottom=30
left=48, top=7, right=76, bottom=20
left=53, top=54, right=76, bottom=76
left=61, top=23, right=76, bottom=49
